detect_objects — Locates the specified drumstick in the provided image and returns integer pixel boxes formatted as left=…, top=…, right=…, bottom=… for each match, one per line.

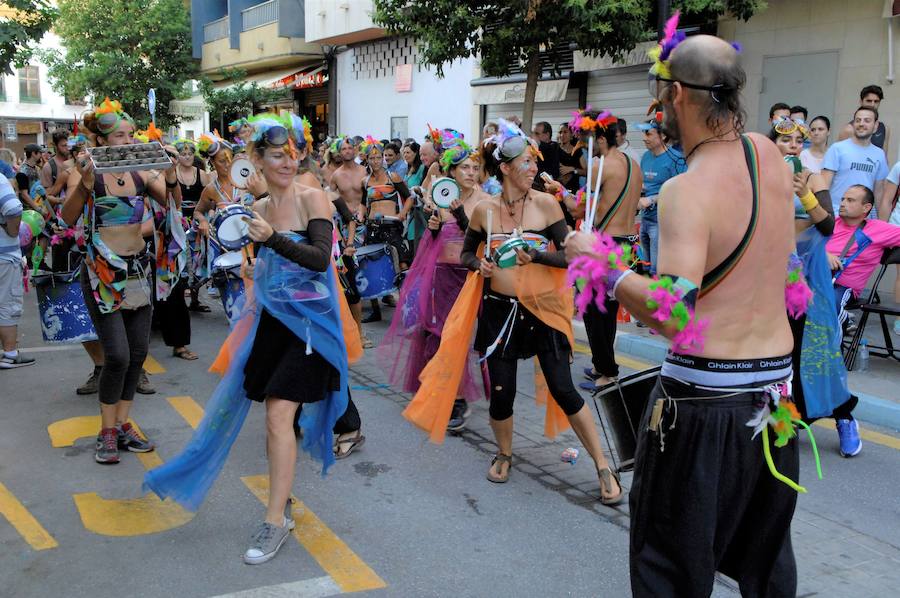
left=587, top=155, right=605, bottom=231
left=485, top=208, right=492, bottom=259
left=242, top=245, right=252, bottom=265
left=582, top=137, right=594, bottom=233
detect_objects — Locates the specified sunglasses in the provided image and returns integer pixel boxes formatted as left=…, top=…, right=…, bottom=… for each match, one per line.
left=648, top=75, right=731, bottom=101
left=261, top=126, right=289, bottom=147
left=97, top=112, right=123, bottom=135
left=773, top=117, right=809, bottom=137
left=499, top=136, right=529, bottom=161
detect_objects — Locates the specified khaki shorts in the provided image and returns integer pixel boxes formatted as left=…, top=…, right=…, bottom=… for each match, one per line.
left=0, top=260, right=24, bottom=327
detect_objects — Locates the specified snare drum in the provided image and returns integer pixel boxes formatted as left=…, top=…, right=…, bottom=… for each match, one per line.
left=211, top=252, right=246, bottom=325
left=592, top=366, right=661, bottom=472
left=354, top=243, right=398, bottom=299
left=212, top=204, right=253, bottom=251
left=492, top=237, right=528, bottom=269
left=430, top=177, right=460, bottom=209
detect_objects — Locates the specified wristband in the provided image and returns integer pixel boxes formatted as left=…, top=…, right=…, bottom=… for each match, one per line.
left=609, top=268, right=634, bottom=297
left=799, top=190, right=818, bottom=212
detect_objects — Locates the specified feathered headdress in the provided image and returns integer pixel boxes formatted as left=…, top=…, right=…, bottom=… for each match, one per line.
left=426, top=124, right=464, bottom=150
left=439, top=140, right=475, bottom=173
left=91, top=96, right=134, bottom=135
left=483, top=118, right=541, bottom=162
left=568, top=107, right=616, bottom=134
left=246, top=112, right=314, bottom=160
left=174, top=138, right=197, bottom=154
left=228, top=117, right=250, bottom=133
left=137, top=121, right=163, bottom=142
left=648, top=12, right=685, bottom=79
left=197, top=132, right=230, bottom=158
left=359, top=135, right=383, bottom=156
left=329, top=135, right=346, bottom=154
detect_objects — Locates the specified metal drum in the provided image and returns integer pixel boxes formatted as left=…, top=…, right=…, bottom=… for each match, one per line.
left=211, top=252, right=245, bottom=325
left=354, top=243, right=398, bottom=300
left=32, top=269, right=98, bottom=344
left=591, top=366, right=661, bottom=473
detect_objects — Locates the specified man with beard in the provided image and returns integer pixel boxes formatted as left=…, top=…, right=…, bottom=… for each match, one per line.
left=821, top=106, right=889, bottom=218
left=566, top=34, right=800, bottom=596
left=41, top=130, right=73, bottom=206
left=329, top=137, right=372, bottom=347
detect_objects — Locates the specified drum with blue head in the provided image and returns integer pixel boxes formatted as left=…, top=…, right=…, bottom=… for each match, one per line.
left=32, top=270, right=99, bottom=343
left=354, top=243, right=398, bottom=299
left=212, top=204, right=253, bottom=251
left=211, top=252, right=245, bottom=325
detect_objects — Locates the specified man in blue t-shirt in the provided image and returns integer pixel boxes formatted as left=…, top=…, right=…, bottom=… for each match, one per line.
left=821, top=106, right=889, bottom=218
left=636, top=119, right=686, bottom=275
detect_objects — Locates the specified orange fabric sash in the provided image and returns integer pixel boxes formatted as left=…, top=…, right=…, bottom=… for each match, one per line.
left=404, top=258, right=575, bottom=443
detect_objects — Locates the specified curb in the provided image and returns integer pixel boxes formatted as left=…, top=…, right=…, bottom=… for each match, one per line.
left=573, top=323, right=900, bottom=432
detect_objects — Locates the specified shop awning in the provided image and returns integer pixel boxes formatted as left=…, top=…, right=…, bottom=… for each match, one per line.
left=213, top=66, right=312, bottom=92
left=168, top=95, right=206, bottom=117
left=273, top=65, right=328, bottom=90
left=471, top=79, right=568, bottom=105
left=573, top=42, right=654, bottom=72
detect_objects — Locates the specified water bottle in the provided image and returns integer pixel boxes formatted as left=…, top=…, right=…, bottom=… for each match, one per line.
left=857, top=340, right=870, bottom=372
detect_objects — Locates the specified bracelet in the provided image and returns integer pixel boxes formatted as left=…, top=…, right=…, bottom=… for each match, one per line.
left=610, top=268, right=634, bottom=298
left=799, top=190, right=818, bottom=212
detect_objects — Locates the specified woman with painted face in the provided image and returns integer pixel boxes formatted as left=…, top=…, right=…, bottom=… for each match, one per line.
left=769, top=117, right=859, bottom=444
left=144, top=113, right=360, bottom=565
left=62, top=98, right=179, bottom=465
left=379, top=141, right=491, bottom=433
left=403, top=119, right=622, bottom=503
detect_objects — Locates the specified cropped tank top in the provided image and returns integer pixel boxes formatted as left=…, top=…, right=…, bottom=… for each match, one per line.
left=92, top=172, right=146, bottom=227
left=178, top=167, right=205, bottom=211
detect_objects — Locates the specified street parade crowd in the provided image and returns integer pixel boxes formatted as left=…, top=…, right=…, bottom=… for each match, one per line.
left=2, top=19, right=900, bottom=596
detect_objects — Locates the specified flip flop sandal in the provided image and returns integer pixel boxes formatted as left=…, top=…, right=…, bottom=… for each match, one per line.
left=334, top=432, right=366, bottom=459
left=597, top=467, right=624, bottom=505
left=173, top=348, right=199, bottom=361
left=188, top=302, right=211, bottom=313
left=486, top=453, right=512, bottom=484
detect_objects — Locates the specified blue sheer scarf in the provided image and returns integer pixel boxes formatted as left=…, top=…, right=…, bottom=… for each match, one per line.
left=796, top=226, right=850, bottom=418
left=143, top=233, right=348, bottom=511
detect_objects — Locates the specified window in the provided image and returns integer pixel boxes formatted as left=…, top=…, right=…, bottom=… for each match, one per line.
left=0, top=77, right=5, bottom=101
left=19, top=66, right=41, bottom=103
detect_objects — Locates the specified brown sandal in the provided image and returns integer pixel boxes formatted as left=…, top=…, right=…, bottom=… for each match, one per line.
left=597, top=467, right=624, bottom=505
left=486, top=453, right=512, bottom=483
left=173, top=347, right=199, bottom=361
left=334, top=431, right=365, bottom=459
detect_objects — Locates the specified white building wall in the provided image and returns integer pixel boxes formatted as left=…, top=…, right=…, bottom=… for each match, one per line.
left=335, top=42, right=478, bottom=142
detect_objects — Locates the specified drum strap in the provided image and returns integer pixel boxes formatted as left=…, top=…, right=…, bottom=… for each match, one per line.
left=595, top=155, right=633, bottom=231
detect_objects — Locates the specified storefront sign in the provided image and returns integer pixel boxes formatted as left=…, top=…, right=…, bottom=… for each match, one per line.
left=395, top=64, right=412, bottom=92
left=274, top=67, right=328, bottom=90
left=16, top=121, right=42, bottom=134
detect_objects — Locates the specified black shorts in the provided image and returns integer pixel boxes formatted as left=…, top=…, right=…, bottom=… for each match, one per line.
left=474, top=292, right=570, bottom=359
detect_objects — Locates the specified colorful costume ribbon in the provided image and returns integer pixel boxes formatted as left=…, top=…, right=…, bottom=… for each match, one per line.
left=785, top=252, right=813, bottom=318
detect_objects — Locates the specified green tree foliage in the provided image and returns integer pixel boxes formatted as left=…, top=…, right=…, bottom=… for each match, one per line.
left=39, top=0, right=195, bottom=128
left=198, top=70, right=288, bottom=134
left=0, top=0, right=57, bottom=74
left=372, top=0, right=765, bottom=130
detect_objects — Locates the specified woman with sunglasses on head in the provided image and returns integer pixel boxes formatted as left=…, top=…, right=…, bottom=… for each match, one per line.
left=770, top=117, right=858, bottom=438
left=799, top=116, right=830, bottom=174
left=144, top=113, right=356, bottom=565
left=379, top=141, right=490, bottom=433
left=174, top=139, right=212, bottom=312
left=61, top=98, right=178, bottom=464
left=404, top=119, right=622, bottom=503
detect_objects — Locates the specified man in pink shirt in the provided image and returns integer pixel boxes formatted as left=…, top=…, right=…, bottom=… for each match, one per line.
left=826, top=184, right=900, bottom=321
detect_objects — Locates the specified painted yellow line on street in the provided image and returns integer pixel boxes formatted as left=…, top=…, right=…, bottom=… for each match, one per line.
left=574, top=342, right=655, bottom=373
left=242, top=475, right=387, bottom=593
left=167, top=396, right=204, bottom=429
left=814, top=420, right=900, bottom=451
left=47, top=415, right=161, bottom=469
left=143, top=354, right=165, bottom=374
left=0, top=482, right=58, bottom=550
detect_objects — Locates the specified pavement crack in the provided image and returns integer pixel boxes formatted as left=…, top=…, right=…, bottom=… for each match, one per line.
left=462, top=493, right=483, bottom=515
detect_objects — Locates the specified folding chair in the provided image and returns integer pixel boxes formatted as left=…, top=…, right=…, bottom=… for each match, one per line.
left=843, top=246, right=900, bottom=371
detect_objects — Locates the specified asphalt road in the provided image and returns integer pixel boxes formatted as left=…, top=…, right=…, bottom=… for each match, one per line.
left=2, top=291, right=898, bottom=597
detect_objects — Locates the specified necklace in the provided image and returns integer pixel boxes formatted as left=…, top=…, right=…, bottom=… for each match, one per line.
left=115, top=175, right=126, bottom=186
left=503, top=190, right=528, bottom=233
left=684, top=129, right=738, bottom=163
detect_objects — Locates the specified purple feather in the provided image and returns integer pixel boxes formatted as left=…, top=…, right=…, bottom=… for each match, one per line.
left=731, top=41, right=743, bottom=53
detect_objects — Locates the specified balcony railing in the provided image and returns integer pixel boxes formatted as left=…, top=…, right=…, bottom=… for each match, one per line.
left=203, top=16, right=230, bottom=43
left=242, top=0, right=278, bottom=31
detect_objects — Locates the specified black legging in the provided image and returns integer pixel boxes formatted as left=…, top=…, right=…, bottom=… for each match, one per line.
left=80, top=265, right=152, bottom=406
left=155, top=277, right=191, bottom=348
left=583, top=294, right=619, bottom=378
left=485, top=350, right=584, bottom=421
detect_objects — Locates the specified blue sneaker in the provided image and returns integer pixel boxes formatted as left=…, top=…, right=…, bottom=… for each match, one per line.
left=836, top=419, right=862, bottom=457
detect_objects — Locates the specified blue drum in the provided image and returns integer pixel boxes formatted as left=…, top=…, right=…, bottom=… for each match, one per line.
left=32, top=270, right=98, bottom=344
left=211, top=252, right=245, bottom=325
left=354, top=243, right=398, bottom=300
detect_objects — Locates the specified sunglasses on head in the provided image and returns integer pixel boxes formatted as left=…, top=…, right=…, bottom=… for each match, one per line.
left=261, top=126, right=289, bottom=147
left=97, top=112, right=123, bottom=135
left=649, top=75, right=731, bottom=102
left=773, top=117, right=809, bottom=137
left=500, top=136, right=529, bottom=161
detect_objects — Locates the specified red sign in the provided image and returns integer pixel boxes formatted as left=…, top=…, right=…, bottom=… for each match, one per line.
left=273, top=68, right=328, bottom=90
left=395, top=64, right=412, bottom=93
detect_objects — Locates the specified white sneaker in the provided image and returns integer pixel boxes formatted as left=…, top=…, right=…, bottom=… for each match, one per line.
left=243, top=499, right=295, bottom=565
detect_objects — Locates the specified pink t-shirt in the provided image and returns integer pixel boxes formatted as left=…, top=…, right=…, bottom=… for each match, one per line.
left=826, top=218, right=900, bottom=296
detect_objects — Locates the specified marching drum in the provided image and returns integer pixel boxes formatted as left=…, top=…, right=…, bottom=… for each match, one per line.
left=591, top=366, right=661, bottom=473
left=354, top=243, right=398, bottom=300
left=211, top=252, right=245, bottom=325
left=212, top=204, right=253, bottom=251
left=229, top=156, right=256, bottom=189
left=32, top=269, right=98, bottom=344
left=430, top=177, right=460, bottom=209
left=492, top=237, right=529, bottom=269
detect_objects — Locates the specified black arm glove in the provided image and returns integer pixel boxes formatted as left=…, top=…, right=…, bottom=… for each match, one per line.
left=529, top=218, right=569, bottom=268
left=450, top=204, right=469, bottom=230
left=332, top=196, right=354, bottom=225
left=813, top=190, right=835, bottom=236
left=460, top=226, right=485, bottom=272
left=394, top=179, right=411, bottom=200
left=263, top=218, right=333, bottom=272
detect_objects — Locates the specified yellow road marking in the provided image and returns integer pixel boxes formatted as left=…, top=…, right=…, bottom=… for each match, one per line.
left=242, top=475, right=387, bottom=593
left=814, top=420, right=900, bottom=451
left=143, top=354, right=165, bottom=374
left=47, top=415, right=161, bottom=468
left=167, top=396, right=205, bottom=429
left=618, top=355, right=654, bottom=372
left=0, top=482, right=58, bottom=550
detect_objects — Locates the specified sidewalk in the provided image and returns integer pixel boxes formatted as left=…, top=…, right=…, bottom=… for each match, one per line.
left=574, top=319, right=900, bottom=432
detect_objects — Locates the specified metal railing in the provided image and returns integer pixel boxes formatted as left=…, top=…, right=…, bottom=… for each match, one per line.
left=242, top=0, right=278, bottom=31
left=203, top=16, right=230, bottom=43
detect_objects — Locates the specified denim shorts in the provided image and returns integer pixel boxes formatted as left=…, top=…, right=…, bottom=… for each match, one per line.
left=0, top=260, right=24, bottom=326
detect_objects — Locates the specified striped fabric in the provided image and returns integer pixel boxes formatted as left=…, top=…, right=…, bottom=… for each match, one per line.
left=0, top=176, right=23, bottom=263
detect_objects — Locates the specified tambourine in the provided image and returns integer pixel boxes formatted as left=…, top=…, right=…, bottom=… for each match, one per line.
left=492, top=237, right=529, bottom=269
left=430, top=177, right=460, bottom=209
left=229, top=156, right=255, bottom=189
left=212, top=204, right=253, bottom=251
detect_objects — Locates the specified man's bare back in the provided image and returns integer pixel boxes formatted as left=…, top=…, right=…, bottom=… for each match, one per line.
left=592, top=149, right=641, bottom=237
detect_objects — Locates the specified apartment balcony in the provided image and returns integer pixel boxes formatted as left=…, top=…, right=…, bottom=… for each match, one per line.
left=197, top=0, right=323, bottom=79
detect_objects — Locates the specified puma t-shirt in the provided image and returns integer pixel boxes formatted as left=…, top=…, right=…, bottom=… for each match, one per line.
left=822, top=139, right=888, bottom=217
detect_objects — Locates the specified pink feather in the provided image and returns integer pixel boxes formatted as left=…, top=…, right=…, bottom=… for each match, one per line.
left=663, top=11, right=680, bottom=42
left=785, top=279, right=813, bottom=318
